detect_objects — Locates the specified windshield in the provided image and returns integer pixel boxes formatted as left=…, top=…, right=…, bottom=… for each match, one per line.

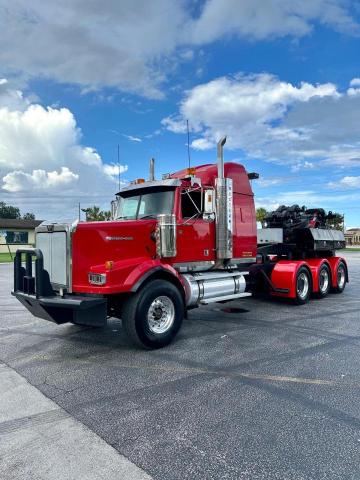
left=116, top=188, right=174, bottom=220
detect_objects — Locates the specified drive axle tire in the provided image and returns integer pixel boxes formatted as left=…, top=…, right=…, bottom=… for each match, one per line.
left=121, top=279, right=184, bottom=349
left=332, top=261, right=347, bottom=294
left=315, top=264, right=331, bottom=299
left=294, top=266, right=311, bottom=305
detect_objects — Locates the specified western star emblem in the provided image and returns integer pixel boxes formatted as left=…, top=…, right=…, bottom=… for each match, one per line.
left=105, top=236, right=133, bottom=241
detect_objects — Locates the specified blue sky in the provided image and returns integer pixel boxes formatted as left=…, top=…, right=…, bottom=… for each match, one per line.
left=0, top=0, right=359, bottom=226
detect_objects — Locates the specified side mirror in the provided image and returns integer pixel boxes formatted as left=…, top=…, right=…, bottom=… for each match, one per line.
left=203, top=212, right=215, bottom=222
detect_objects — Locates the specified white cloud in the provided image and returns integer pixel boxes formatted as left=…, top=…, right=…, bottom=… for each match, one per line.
left=0, top=103, right=98, bottom=171
left=0, top=80, right=127, bottom=219
left=0, top=0, right=187, bottom=99
left=190, top=0, right=359, bottom=44
left=3, top=167, right=78, bottom=192
left=163, top=74, right=360, bottom=170
left=179, top=50, right=194, bottom=61
left=347, top=77, right=360, bottom=96
left=291, top=161, right=315, bottom=173
left=164, top=73, right=339, bottom=150
left=123, top=134, right=142, bottom=143
left=257, top=177, right=290, bottom=187
left=0, top=78, right=32, bottom=111
left=0, top=1, right=358, bottom=98
left=328, top=176, right=360, bottom=189
left=103, top=164, right=128, bottom=177
left=161, top=115, right=187, bottom=134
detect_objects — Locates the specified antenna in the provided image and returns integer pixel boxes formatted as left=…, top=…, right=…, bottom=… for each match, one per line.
left=187, top=119, right=191, bottom=169
left=117, top=144, right=121, bottom=192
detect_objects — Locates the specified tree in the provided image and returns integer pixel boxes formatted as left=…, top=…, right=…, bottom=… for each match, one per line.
left=256, top=207, right=268, bottom=227
left=0, top=201, right=21, bottom=219
left=327, top=212, right=344, bottom=231
left=102, top=210, right=112, bottom=221
left=81, top=205, right=111, bottom=221
left=23, top=212, right=35, bottom=220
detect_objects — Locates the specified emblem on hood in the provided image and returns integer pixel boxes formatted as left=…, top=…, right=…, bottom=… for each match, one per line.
left=105, top=236, right=133, bottom=241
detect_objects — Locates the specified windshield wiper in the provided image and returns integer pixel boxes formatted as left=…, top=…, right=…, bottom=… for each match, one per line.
left=138, top=214, right=156, bottom=219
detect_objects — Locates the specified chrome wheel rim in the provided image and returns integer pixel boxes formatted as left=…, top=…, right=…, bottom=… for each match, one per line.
left=147, top=296, right=175, bottom=334
left=297, top=272, right=309, bottom=300
left=319, top=268, right=329, bottom=293
left=337, top=264, right=346, bottom=289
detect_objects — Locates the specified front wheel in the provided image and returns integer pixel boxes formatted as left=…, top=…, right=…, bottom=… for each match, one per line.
left=294, top=266, right=311, bottom=305
left=121, top=279, right=184, bottom=349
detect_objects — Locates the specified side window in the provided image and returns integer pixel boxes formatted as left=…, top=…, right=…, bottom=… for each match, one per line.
left=181, top=190, right=202, bottom=218
left=6, top=231, right=29, bottom=244
left=122, top=197, right=139, bottom=218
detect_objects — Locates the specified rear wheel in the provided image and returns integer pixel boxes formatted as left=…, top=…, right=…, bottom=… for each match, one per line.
left=332, top=261, right=347, bottom=294
left=121, top=279, right=184, bottom=349
left=294, top=266, right=311, bottom=305
left=315, top=264, right=331, bottom=299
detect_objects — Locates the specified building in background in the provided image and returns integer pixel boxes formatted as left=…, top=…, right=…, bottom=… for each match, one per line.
left=0, top=219, right=42, bottom=254
left=345, top=228, right=360, bottom=246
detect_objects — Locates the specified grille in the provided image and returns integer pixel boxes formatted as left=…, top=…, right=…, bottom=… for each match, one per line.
left=36, top=224, right=71, bottom=290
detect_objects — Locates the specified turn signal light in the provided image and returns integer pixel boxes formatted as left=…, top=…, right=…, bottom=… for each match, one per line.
left=105, top=261, right=114, bottom=270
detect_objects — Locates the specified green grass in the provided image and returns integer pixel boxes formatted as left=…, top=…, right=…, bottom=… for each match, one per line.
left=340, top=247, right=360, bottom=252
left=0, top=252, right=14, bottom=263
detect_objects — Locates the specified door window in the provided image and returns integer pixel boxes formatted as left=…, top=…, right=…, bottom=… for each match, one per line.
left=181, top=190, right=202, bottom=219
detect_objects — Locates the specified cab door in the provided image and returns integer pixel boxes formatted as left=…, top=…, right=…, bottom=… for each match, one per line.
left=174, top=188, right=216, bottom=264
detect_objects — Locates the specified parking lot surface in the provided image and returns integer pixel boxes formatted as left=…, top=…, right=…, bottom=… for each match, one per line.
left=1, top=252, right=360, bottom=480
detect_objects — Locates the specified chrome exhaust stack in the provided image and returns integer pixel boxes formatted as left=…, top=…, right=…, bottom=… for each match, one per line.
left=217, top=136, right=226, bottom=179
left=215, top=136, right=233, bottom=260
left=149, top=157, right=155, bottom=181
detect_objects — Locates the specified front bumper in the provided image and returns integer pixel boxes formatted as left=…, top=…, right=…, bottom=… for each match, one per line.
left=12, top=248, right=107, bottom=327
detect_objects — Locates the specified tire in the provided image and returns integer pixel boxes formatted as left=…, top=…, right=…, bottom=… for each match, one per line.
left=332, top=261, right=347, bottom=294
left=121, top=279, right=184, bottom=349
left=294, top=266, right=311, bottom=305
left=315, top=264, right=331, bottom=299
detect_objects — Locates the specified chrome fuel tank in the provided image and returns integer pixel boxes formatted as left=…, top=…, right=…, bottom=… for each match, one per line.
left=181, top=270, right=249, bottom=306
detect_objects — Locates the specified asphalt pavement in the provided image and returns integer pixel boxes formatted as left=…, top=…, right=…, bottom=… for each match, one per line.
left=1, top=252, right=360, bottom=480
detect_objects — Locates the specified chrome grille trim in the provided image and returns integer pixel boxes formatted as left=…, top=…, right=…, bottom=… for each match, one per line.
left=35, top=221, right=77, bottom=293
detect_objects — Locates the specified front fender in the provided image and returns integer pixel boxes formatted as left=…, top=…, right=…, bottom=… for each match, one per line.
left=85, top=257, right=182, bottom=294
left=123, top=259, right=182, bottom=292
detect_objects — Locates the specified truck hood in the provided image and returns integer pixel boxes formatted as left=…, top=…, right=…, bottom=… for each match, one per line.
left=72, top=220, right=157, bottom=291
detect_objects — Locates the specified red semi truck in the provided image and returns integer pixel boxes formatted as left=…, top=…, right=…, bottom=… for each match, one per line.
left=12, top=137, right=348, bottom=349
